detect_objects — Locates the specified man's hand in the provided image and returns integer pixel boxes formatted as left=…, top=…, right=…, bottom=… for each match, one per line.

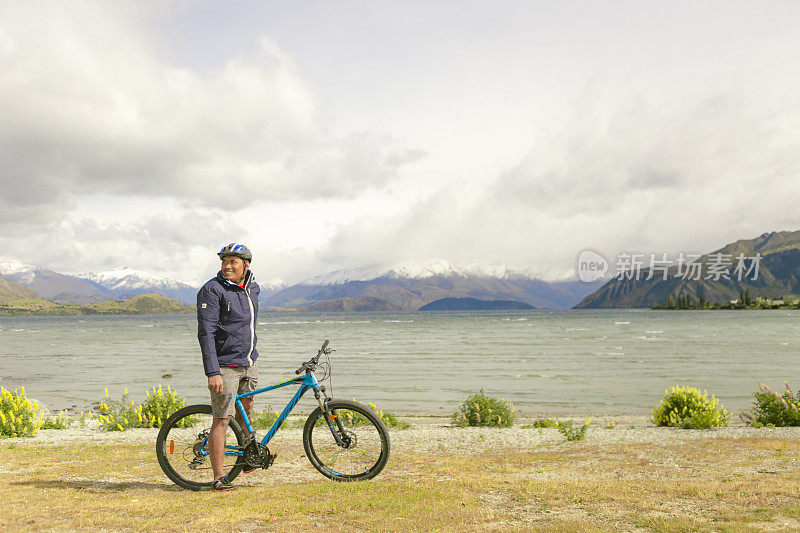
left=208, top=374, right=223, bottom=394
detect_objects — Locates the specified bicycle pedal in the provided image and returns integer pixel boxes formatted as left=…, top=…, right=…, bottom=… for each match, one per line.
left=265, top=452, right=277, bottom=469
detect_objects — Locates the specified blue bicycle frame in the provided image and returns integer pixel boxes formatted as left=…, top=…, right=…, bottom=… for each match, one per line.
left=208, top=371, right=324, bottom=457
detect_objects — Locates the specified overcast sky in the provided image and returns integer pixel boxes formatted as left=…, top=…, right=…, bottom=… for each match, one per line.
left=1, top=1, right=799, bottom=285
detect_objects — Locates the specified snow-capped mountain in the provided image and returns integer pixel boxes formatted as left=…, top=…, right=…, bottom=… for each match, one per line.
left=303, top=259, right=577, bottom=285
left=265, top=259, right=596, bottom=310
left=77, top=267, right=199, bottom=304
left=0, top=261, right=114, bottom=304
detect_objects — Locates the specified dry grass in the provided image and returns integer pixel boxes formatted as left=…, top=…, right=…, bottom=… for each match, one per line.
left=1, top=436, right=799, bottom=531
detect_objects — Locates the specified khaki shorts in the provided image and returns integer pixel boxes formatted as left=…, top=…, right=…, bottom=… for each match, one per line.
left=210, top=363, right=259, bottom=419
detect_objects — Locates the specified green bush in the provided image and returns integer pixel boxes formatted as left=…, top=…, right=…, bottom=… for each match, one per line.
left=452, top=389, right=515, bottom=428
left=0, top=386, right=43, bottom=437
left=251, top=405, right=281, bottom=430
left=558, top=419, right=590, bottom=441
left=741, top=382, right=800, bottom=427
left=141, top=384, right=189, bottom=427
left=41, top=410, right=72, bottom=430
left=339, top=399, right=410, bottom=429
left=523, top=417, right=559, bottom=428
left=651, top=385, right=729, bottom=429
left=96, top=385, right=191, bottom=431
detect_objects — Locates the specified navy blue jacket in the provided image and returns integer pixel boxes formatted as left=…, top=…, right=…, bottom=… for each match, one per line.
left=197, top=270, right=260, bottom=376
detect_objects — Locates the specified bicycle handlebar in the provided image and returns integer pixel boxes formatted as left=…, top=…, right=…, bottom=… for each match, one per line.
left=295, top=340, right=332, bottom=374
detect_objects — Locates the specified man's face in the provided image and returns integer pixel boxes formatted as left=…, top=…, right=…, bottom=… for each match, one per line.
left=220, top=256, right=247, bottom=282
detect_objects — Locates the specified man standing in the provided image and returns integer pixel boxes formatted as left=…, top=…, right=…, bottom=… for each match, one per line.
left=197, top=243, right=260, bottom=491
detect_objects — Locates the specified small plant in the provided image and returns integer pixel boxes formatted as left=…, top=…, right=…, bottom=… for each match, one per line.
left=142, top=384, right=189, bottom=427
left=651, top=385, right=729, bottom=429
left=365, top=400, right=410, bottom=429
left=452, top=389, right=515, bottom=428
left=342, top=399, right=410, bottom=429
left=41, top=410, right=72, bottom=430
left=558, top=419, right=590, bottom=441
left=96, top=385, right=192, bottom=431
left=741, top=382, right=800, bottom=427
left=0, top=386, right=43, bottom=437
left=604, top=420, right=617, bottom=429
left=521, top=417, right=559, bottom=429
left=251, top=405, right=281, bottom=430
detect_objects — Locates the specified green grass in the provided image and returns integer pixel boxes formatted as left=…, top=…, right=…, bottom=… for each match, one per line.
left=2, top=436, right=800, bottom=530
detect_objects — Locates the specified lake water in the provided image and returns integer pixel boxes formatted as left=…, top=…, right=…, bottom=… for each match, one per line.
left=0, top=310, right=797, bottom=417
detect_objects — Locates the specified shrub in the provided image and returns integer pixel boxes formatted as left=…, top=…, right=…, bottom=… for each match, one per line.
left=651, top=385, right=729, bottom=429
left=41, top=410, right=72, bottom=430
left=338, top=399, right=410, bottom=429
left=252, top=405, right=281, bottom=430
left=96, top=385, right=191, bottom=431
left=521, top=417, right=559, bottom=429
left=741, top=382, right=800, bottom=427
left=141, top=384, right=189, bottom=427
left=0, top=386, right=43, bottom=437
left=558, top=419, right=590, bottom=441
left=452, top=389, right=515, bottom=428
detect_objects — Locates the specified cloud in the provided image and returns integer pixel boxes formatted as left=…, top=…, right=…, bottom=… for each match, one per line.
left=0, top=208, right=248, bottom=283
left=311, top=74, right=800, bottom=276
left=0, top=3, right=420, bottom=232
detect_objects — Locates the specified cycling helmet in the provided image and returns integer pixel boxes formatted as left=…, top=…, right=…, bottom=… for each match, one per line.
left=218, top=243, right=252, bottom=262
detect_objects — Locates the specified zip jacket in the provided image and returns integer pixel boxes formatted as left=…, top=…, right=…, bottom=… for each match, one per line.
left=197, top=270, right=260, bottom=376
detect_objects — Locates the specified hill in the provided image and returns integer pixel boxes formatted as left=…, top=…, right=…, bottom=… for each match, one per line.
left=0, top=293, right=194, bottom=316
left=0, top=274, right=40, bottom=304
left=419, top=298, right=535, bottom=311
left=574, top=230, right=800, bottom=308
left=299, top=297, right=404, bottom=312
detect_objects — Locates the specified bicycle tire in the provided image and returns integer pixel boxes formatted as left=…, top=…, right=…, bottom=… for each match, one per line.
left=156, top=404, right=246, bottom=491
left=303, top=399, right=390, bottom=481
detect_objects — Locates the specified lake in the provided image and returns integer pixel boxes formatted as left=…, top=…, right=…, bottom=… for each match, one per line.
left=0, top=310, right=796, bottom=417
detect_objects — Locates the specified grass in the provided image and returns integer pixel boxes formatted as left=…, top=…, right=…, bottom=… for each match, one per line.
left=1, top=436, right=799, bottom=530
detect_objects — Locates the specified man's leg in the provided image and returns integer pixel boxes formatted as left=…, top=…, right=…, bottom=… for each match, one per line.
left=235, top=364, right=258, bottom=438
left=235, top=397, right=254, bottom=437
left=209, top=416, right=230, bottom=481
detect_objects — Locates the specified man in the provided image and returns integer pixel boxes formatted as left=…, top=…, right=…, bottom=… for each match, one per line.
left=197, top=243, right=260, bottom=491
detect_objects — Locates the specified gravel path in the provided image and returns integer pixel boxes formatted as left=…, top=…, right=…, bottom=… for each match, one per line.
left=6, top=415, right=800, bottom=451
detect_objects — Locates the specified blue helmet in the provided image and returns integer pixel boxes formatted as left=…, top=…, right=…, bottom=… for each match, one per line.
left=218, top=243, right=252, bottom=262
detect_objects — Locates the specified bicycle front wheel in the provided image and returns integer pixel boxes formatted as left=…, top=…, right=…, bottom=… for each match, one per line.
left=303, top=399, right=390, bottom=481
left=156, top=404, right=246, bottom=491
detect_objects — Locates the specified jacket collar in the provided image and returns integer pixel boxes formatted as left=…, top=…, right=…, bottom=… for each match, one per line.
left=217, top=269, right=254, bottom=289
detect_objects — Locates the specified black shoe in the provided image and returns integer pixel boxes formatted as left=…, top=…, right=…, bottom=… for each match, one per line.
left=243, top=465, right=257, bottom=474
left=212, top=475, right=236, bottom=491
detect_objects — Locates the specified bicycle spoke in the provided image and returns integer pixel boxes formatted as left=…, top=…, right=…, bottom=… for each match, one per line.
left=306, top=405, right=387, bottom=478
left=158, top=407, right=243, bottom=489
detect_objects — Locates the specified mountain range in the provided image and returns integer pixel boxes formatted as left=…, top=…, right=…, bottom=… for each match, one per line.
left=0, top=259, right=602, bottom=311
left=574, top=230, right=800, bottom=308
left=0, top=262, right=197, bottom=305
left=262, top=260, right=602, bottom=311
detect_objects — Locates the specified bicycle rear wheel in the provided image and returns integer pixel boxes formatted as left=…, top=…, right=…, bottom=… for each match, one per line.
left=156, top=404, right=245, bottom=491
left=303, top=399, right=390, bottom=481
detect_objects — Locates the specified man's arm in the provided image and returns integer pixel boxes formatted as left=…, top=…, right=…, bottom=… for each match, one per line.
left=197, top=284, right=222, bottom=378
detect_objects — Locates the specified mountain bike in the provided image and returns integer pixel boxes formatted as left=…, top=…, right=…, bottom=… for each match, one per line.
left=156, top=340, right=390, bottom=491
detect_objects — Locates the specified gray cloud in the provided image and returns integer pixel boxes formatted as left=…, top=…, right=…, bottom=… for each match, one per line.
left=311, top=80, right=800, bottom=276
left=0, top=4, right=421, bottom=233
left=0, top=209, right=248, bottom=282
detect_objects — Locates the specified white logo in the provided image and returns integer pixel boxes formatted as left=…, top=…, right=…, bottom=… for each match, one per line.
left=200, top=303, right=207, bottom=309
left=578, top=250, right=608, bottom=282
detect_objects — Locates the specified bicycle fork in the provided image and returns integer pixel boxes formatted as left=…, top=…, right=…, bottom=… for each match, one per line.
left=313, top=387, right=350, bottom=447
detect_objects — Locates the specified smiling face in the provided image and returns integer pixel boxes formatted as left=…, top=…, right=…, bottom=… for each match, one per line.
left=220, top=255, right=247, bottom=283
